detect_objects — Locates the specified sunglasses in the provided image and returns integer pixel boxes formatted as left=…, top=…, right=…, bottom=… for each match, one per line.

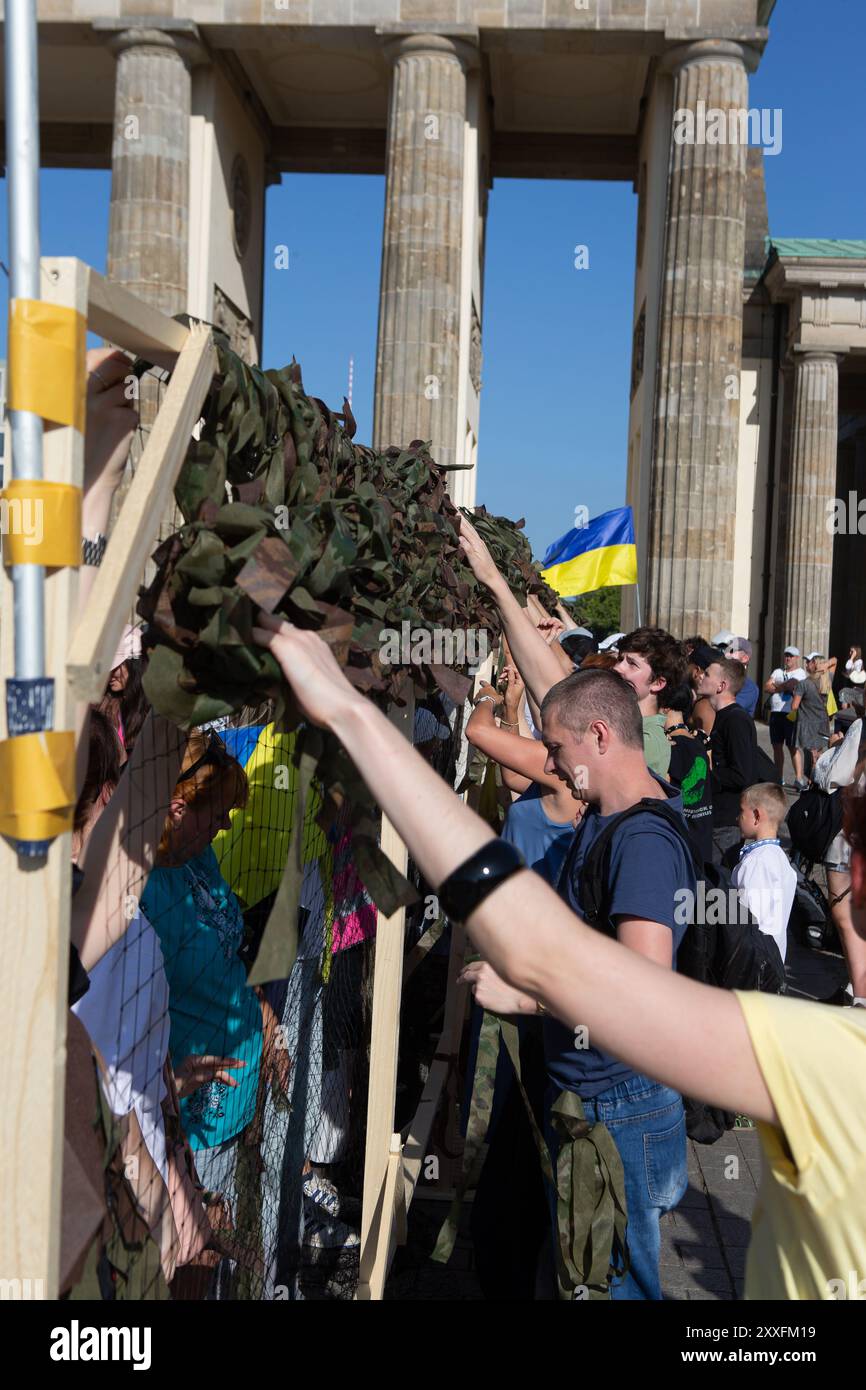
left=176, top=731, right=233, bottom=783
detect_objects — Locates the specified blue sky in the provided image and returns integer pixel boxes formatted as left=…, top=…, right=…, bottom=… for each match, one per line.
left=2, top=0, right=864, bottom=559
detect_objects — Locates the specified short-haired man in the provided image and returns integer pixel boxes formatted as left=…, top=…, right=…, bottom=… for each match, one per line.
left=613, top=627, right=688, bottom=777
left=725, top=637, right=760, bottom=718
left=764, top=646, right=807, bottom=783
left=443, top=521, right=696, bottom=1300
left=697, top=657, right=758, bottom=865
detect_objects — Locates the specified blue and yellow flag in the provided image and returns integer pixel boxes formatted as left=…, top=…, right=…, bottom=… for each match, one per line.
left=540, top=506, right=637, bottom=597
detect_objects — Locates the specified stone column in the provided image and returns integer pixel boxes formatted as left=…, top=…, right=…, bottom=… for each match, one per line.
left=373, top=34, right=477, bottom=469
left=106, top=26, right=201, bottom=316
left=779, top=350, right=841, bottom=657
left=646, top=40, right=756, bottom=636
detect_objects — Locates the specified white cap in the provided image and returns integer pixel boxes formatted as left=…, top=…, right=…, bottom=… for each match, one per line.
left=806, top=651, right=822, bottom=661
left=559, top=626, right=593, bottom=643
left=783, top=644, right=801, bottom=657
left=711, top=630, right=735, bottom=647
left=598, top=632, right=625, bottom=651
left=111, top=623, right=143, bottom=671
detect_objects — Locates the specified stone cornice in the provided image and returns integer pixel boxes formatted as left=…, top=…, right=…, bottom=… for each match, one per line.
left=765, top=256, right=866, bottom=302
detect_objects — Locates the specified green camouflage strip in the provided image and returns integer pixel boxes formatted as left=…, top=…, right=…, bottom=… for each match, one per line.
left=430, top=1007, right=501, bottom=1264
left=550, top=1089, right=630, bottom=1301
left=499, top=1022, right=630, bottom=1301
left=247, top=728, right=319, bottom=987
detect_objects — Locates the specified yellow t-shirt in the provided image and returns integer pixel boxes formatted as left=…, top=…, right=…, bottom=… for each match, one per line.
left=735, top=990, right=866, bottom=1300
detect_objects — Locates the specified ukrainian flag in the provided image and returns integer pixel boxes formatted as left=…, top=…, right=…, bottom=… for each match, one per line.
left=540, top=506, right=637, bottom=597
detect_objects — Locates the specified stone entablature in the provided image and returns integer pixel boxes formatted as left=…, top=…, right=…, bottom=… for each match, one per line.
left=765, top=256, right=866, bottom=359
left=22, top=2, right=764, bottom=34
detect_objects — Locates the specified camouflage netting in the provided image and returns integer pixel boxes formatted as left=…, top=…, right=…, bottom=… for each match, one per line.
left=137, top=336, right=557, bottom=938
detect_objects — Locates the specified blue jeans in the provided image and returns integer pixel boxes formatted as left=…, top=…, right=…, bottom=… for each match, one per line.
left=546, top=1074, right=687, bottom=1301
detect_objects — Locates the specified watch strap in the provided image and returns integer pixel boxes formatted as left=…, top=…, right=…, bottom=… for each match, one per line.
left=82, top=532, right=107, bottom=567
left=438, top=839, right=526, bottom=924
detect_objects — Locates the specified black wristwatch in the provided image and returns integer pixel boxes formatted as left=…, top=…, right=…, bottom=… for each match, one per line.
left=82, top=532, right=107, bottom=567
left=438, top=840, right=526, bottom=923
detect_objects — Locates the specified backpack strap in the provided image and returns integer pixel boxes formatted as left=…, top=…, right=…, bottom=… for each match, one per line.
left=580, top=797, right=699, bottom=935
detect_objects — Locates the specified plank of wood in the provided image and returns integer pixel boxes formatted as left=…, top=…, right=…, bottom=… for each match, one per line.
left=357, top=1137, right=404, bottom=1302
left=356, top=811, right=410, bottom=1297
left=86, top=266, right=190, bottom=368
left=66, top=324, right=217, bottom=703
left=0, top=258, right=89, bottom=1295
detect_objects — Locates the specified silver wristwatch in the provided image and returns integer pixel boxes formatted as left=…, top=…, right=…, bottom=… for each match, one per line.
left=82, top=532, right=107, bottom=567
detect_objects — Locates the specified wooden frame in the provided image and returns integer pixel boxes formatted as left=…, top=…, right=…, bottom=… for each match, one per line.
left=0, top=258, right=214, bottom=1296
left=1, top=255, right=468, bottom=1302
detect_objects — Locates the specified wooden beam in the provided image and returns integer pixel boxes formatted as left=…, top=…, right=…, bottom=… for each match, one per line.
left=356, top=808, right=410, bottom=1299
left=0, top=258, right=89, bottom=1296
left=66, top=324, right=217, bottom=703
left=87, top=268, right=191, bottom=370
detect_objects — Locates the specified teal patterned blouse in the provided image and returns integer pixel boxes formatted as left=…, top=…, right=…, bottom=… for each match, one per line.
left=142, top=847, right=263, bottom=1151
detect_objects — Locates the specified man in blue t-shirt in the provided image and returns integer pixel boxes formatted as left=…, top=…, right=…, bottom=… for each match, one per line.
left=461, top=665, right=695, bottom=1301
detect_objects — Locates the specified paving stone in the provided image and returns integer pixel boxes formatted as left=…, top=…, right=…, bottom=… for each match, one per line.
left=678, top=1185, right=711, bottom=1209
left=663, top=1271, right=735, bottom=1298
left=715, top=1215, right=752, bottom=1247
left=676, top=1241, right=729, bottom=1272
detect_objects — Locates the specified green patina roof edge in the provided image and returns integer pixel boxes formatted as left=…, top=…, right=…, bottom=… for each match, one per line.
left=765, top=237, right=866, bottom=260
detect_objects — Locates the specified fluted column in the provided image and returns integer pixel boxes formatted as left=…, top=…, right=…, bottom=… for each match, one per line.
left=647, top=40, right=756, bottom=635
left=780, top=351, right=841, bottom=656
left=373, top=34, right=477, bottom=469
left=106, top=27, right=200, bottom=315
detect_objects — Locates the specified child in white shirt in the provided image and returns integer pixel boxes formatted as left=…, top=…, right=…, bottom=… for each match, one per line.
left=733, top=783, right=797, bottom=962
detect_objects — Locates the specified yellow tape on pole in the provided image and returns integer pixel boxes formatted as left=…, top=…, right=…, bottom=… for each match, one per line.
left=0, top=480, right=82, bottom=567
left=0, top=732, right=76, bottom=841
left=7, top=299, right=87, bottom=432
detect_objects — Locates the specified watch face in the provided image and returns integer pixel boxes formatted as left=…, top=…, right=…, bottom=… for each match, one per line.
left=231, top=154, right=251, bottom=260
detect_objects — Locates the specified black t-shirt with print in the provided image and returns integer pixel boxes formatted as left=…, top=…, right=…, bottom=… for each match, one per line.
left=667, top=735, right=713, bottom=867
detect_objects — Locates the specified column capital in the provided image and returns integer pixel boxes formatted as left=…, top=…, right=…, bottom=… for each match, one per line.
left=791, top=347, right=846, bottom=366
left=377, top=28, right=480, bottom=73
left=660, top=38, right=762, bottom=77
left=93, top=18, right=207, bottom=69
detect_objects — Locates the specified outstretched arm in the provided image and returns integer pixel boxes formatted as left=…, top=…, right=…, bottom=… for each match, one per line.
left=467, top=697, right=562, bottom=790
left=252, top=614, right=777, bottom=1126
left=458, top=516, right=567, bottom=708
left=71, top=712, right=186, bottom=972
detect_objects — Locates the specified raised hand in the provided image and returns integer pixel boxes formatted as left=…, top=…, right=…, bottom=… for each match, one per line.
left=84, top=348, right=137, bottom=499
left=252, top=611, right=363, bottom=731
left=457, top=513, right=505, bottom=593
left=174, top=1055, right=245, bottom=1100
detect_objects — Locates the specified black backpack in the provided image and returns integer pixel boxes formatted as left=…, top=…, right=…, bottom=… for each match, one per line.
left=786, top=786, right=844, bottom=865
left=578, top=798, right=786, bottom=1143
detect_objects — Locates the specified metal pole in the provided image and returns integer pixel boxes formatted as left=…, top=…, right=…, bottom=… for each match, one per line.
left=635, top=582, right=642, bottom=627
left=6, top=0, right=45, bottom=683
left=5, top=0, right=55, bottom=860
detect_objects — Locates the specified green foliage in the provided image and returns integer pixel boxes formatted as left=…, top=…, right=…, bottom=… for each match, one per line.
left=562, top=587, right=623, bottom=637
